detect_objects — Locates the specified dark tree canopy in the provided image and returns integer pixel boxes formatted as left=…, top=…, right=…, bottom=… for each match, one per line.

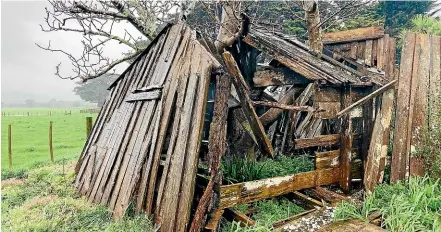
left=73, top=74, right=118, bottom=106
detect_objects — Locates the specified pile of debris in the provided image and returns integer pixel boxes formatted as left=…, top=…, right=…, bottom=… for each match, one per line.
left=74, top=19, right=441, bottom=232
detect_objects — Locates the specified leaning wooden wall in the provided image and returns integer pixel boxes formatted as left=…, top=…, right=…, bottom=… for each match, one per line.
left=391, top=33, right=441, bottom=182
left=74, top=23, right=220, bottom=232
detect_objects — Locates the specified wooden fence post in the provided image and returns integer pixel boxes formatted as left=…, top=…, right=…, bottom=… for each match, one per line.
left=49, top=121, right=54, bottom=163
left=8, top=124, right=12, bottom=169
left=86, top=117, right=93, bottom=137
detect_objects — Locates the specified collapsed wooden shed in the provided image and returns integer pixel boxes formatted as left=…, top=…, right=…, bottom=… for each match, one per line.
left=74, top=21, right=413, bottom=231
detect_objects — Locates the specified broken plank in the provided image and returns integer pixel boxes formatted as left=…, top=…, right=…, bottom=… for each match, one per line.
left=219, top=167, right=341, bottom=209
left=204, top=209, right=224, bottom=231
left=295, top=134, right=340, bottom=149
left=323, top=27, right=384, bottom=44
left=223, top=51, right=274, bottom=157
left=259, top=86, right=297, bottom=127
left=289, top=191, right=324, bottom=208
left=364, top=40, right=373, bottom=66
left=336, top=79, right=397, bottom=118
left=252, top=101, right=314, bottom=112
left=310, top=187, right=349, bottom=205
left=317, top=219, right=386, bottom=232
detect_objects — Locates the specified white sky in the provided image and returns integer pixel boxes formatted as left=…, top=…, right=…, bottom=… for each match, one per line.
left=1, top=1, right=131, bottom=104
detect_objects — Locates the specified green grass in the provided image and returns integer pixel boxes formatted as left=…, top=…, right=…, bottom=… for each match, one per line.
left=221, top=155, right=314, bottom=184
left=1, top=162, right=156, bottom=232
left=1, top=108, right=97, bottom=172
left=334, top=176, right=441, bottom=231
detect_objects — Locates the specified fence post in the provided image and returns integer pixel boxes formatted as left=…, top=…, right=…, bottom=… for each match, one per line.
left=86, top=117, right=93, bottom=137
left=8, top=124, right=12, bottom=169
left=49, top=121, right=54, bottom=163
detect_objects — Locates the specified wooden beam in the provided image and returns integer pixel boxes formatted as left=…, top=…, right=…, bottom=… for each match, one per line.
left=289, top=191, right=324, bottom=208
left=259, top=86, right=297, bottom=126
left=219, top=167, right=341, bottom=209
left=323, top=27, right=384, bottom=44
left=315, top=150, right=340, bottom=169
left=310, top=187, right=349, bottom=205
left=204, top=209, right=224, bottom=231
left=294, top=134, right=340, bottom=149
left=340, top=87, right=353, bottom=193
left=222, top=52, right=274, bottom=157
left=224, top=208, right=255, bottom=227
left=336, top=79, right=397, bottom=118
left=252, top=101, right=315, bottom=112
left=317, top=219, right=387, bottom=232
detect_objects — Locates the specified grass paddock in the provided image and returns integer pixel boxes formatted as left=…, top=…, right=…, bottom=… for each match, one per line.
left=1, top=108, right=97, bottom=172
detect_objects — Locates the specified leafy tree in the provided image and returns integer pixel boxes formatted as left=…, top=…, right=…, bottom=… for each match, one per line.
left=73, top=74, right=118, bottom=106
left=24, top=99, right=37, bottom=108
left=376, top=1, right=433, bottom=37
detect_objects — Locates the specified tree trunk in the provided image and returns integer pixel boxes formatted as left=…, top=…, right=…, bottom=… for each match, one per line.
left=303, top=0, right=323, bottom=55
left=215, top=2, right=241, bottom=53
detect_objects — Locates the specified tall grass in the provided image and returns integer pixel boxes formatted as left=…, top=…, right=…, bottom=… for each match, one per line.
left=334, top=176, right=441, bottom=231
left=1, top=162, right=156, bottom=231
left=221, top=156, right=314, bottom=184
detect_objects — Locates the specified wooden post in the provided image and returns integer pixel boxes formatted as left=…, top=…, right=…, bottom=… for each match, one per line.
left=86, top=117, right=93, bottom=137
left=340, top=86, right=352, bottom=193
left=8, top=124, right=12, bottom=169
left=49, top=121, right=54, bottom=163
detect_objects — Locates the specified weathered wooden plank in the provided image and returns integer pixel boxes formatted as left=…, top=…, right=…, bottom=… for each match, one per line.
left=323, top=27, right=384, bottom=44
left=222, top=51, right=274, bottom=157
left=204, top=209, right=224, bottom=231
left=310, top=187, right=349, bottom=204
left=253, top=101, right=314, bottom=112
left=350, top=42, right=358, bottom=59
left=411, top=34, right=431, bottom=158
left=224, top=208, right=255, bottom=227
left=176, top=50, right=212, bottom=232
left=315, top=150, right=340, bottom=169
left=219, top=167, right=341, bottom=209
left=429, top=36, right=441, bottom=130
left=376, top=38, right=384, bottom=70
left=364, top=40, right=373, bottom=66
left=391, top=32, right=416, bottom=182
left=156, top=42, right=200, bottom=231
left=124, top=90, right=161, bottom=102
left=260, top=86, right=297, bottom=127
left=290, top=191, right=324, bottom=208
left=190, top=73, right=231, bottom=232
left=357, top=41, right=366, bottom=60
left=144, top=27, right=194, bottom=215
left=336, top=80, right=397, bottom=117
left=295, top=134, right=340, bottom=149
left=340, top=87, right=352, bottom=193
left=372, top=39, right=378, bottom=65
left=364, top=89, right=395, bottom=194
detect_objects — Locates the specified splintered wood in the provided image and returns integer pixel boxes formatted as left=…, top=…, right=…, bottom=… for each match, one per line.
left=74, top=23, right=218, bottom=232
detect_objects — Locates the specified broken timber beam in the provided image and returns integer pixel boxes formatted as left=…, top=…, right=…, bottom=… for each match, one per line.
left=336, top=79, right=397, bottom=118
left=310, top=187, right=349, bottom=205
left=218, top=167, right=341, bottom=209
left=222, top=52, right=274, bottom=157
left=260, top=86, right=297, bottom=127
left=294, top=134, right=340, bottom=149
left=323, top=26, right=384, bottom=44
left=223, top=208, right=255, bottom=227
left=252, top=101, right=315, bottom=112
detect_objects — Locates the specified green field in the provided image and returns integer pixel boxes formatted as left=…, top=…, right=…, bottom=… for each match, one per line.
left=1, top=108, right=98, bottom=171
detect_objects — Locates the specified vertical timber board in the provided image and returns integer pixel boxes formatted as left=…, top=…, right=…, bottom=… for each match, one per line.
left=222, top=51, right=274, bottom=157
left=391, top=33, right=416, bottom=182
left=364, top=40, right=373, bottom=66
left=350, top=42, right=358, bottom=59
left=429, top=36, right=441, bottom=135
left=377, top=38, right=384, bottom=70
left=340, top=86, right=352, bottom=193
left=372, top=39, right=378, bottom=65
left=176, top=51, right=212, bottom=232
left=410, top=34, right=430, bottom=159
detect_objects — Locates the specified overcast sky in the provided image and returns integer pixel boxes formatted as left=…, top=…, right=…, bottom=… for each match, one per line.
left=1, top=1, right=130, bottom=104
